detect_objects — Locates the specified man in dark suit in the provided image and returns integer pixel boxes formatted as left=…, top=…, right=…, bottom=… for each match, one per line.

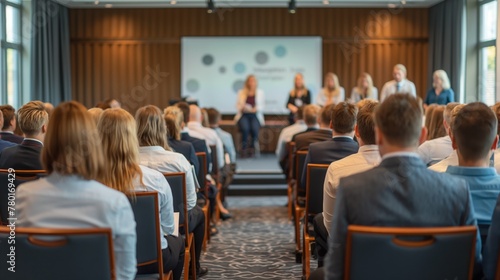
left=0, top=101, right=47, bottom=170
left=317, top=94, right=481, bottom=280
left=0, top=104, right=24, bottom=144
left=300, top=102, right=359, bottom=188
left=0, top=110, right=15, bottom=152
left=294, top=104, right=334, bottom=151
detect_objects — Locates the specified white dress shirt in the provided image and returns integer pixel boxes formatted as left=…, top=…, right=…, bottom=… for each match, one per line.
left=380, top=79, right=417, bottom=101
left=316, top=87, right=346, bottom=107
left=17, top=172, right=137, bottom=280
left=417, top=136, right=453, bottom=166
left=187, top=122, right=224, bottom=169
left=323, top=145, right=381, bottom=234
left=138, top=146, right=197, bottom=210
left=213, top=127, right=237, bottom=163
left=275, top=120, right=307, bottom=160
left=136, top=165, right=175, bottom=249
left=428, top=150, right=458, bottom=173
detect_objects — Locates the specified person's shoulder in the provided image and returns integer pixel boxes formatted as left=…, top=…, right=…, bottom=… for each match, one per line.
left=140, top=164, right=164, bottom=179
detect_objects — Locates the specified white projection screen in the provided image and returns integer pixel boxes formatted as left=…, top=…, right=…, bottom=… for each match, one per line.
left=181, top=37, right=322, bottom=114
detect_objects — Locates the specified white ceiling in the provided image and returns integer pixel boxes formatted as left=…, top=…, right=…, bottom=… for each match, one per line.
left=54, top=0, right=445, bottom=9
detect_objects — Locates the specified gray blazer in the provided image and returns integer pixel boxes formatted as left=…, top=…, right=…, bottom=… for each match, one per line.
left=325, top=155, right=481, bottom=280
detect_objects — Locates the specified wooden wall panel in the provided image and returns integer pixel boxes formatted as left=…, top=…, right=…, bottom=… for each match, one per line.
left=70, top=8, right=429, bottom=112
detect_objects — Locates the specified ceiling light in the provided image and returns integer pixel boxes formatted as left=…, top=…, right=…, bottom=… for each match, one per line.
left=323, top=0, right=329, bottom=4
left=171, top=0, right=177, bottom=4
left=94, top=0, right=99, bottom=5
left=401, top=0, right=407, bottom=4
left=207, top=0, right=216, bottom=14
left=288, top=0, right=296, bottom=14
left=388, top=3, right=397, bottom=8
left=104, top=4, right=113, bottom=8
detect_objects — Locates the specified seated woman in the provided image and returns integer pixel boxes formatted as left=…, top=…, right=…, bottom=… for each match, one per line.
left=316, top=72, right=345, bottom=107
left=234, top=75, right=265, bottom=158
left=287, top=73, right=311, bottom=124
left=98, top=108, right=185, bottom=280
left=424, top=70, right=455, bottom=108
left=135, top=105, right=208, bottom=278
left=350, top=73, right=378, bottom=103
left=16, top=101, right=137, bottom=280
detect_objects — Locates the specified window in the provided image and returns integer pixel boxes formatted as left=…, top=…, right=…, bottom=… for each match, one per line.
left=0, top=0, right=22, bottom=109
left=479, top=0, right=498, bottom=105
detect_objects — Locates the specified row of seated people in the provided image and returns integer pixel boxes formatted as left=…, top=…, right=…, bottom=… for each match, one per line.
left=0, top=100, right=237, bottom=280
left=279, top=94, right=500, bottom=280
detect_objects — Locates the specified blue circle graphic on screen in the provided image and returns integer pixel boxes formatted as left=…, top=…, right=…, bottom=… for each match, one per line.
left=219, top=66, right=226, bottom=74
left=255, top=51, right=269, bottom=65
left=186, top=79, right=200, bottom=93
left=234, top=63, right=246, bottom=74
left=275, top=46, right=287, bottom=57
left=233, top=80, right=245, bottom=93
left=202, top=55, right=214, bottom=66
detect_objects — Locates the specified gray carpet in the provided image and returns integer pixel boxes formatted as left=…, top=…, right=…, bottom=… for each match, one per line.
left=199, top=196, right=317, bottom=280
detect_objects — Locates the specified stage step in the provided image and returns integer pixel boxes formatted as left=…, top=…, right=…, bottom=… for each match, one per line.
left=228, top=184, right=288, bottom=196
left=232, top=172, right=286, bottom=185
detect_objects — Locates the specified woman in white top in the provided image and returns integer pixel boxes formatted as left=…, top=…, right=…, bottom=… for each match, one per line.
left=350, top=73, right=378, bottom=104
left=16, top=101, right=137, bottom=280
left=234, top=75, right=265, bottom=157
left=98, top=108, right=184, bottom=280
left=316, top=72, right=345, bottom=106
left=135, top=105, right=208, bottom=278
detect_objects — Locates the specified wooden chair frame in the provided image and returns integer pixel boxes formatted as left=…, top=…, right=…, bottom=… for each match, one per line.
left=195, top=152, right=210, bottom=252
left=293, top=150, right=309, bottom=262
left=286, top=142, right=296, bottom=220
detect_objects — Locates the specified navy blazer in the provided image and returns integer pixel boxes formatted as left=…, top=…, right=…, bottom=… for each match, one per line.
left=325, top=156, right=482, bottom=280
left=168, top=137, right=200, bottom=182
left=0, top=139, right=43, bottom=170
left=0, top=132, right=24, bottom=144
left=180, top=132, right=211, bottom=173
left=300, top=137, right=358, bottom=188
left=484, top=195, right=500, bottom=280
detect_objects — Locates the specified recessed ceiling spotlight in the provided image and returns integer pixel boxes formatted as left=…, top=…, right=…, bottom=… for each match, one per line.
left=171, top=0, right=177, bottom=4
left=323, top=0, right=330, bottom=4
left=207, top=0, right=216, bottom=14
left=94, top=0, right=99, bottom=4
left=288, top=0, right=296, bottom=14
left=401, top=0, right=407, bottom=4
left=104, top=4, right=113, bottom=8
left=388, top=3, right=397, bottom=8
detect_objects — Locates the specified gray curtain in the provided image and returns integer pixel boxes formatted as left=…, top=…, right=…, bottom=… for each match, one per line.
left=31, top=0, right=72, bottom=104
left=428, top=0, right=465, bottom=101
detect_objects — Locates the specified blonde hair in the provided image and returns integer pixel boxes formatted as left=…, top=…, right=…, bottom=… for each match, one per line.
left=164, top=106, right=183, bottom=141
left=243, top=75, right=257, bottom=96
left=323, top=72, right=341, bottom=99
left=98, top=108, right=144, bottom=196
left=394, top=64, right=407, bottom=75
left=87, top=108, right=104, bottom=125
left=356, top=73, right=375, bottom=100
left=290, top=73, right=308, bottom=98
left=18, top=100, right=48, bottom=136
left=135, top=105, right=171, bottom=151
left=433, top=70, right=451, bottom=90
left=42, top=101, right=105, bottom=181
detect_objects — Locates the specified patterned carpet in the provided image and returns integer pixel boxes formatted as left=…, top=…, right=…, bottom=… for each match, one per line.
left=199, top=196, right=317, bottom=280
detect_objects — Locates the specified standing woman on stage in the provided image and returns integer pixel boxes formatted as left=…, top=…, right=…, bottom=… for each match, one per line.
left=235, top=75, right=265, bottom=157
left=316, top=72, right=345, bottom=107
left=424, top=70, right=455, bottom=109
left=350, top=73, right=378, bottom=103
left=286, top=73, right=311, bottom=124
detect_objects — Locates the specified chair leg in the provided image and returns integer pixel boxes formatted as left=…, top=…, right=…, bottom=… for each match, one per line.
left=164, top=271, right=173, bottom=280
left=183, top=248, right=190, bottom=280
left=302, top=232, right=313, bottom=279
left=287, top=183, right=293, bottom=220
left=294, top=207, right=303, bottom=252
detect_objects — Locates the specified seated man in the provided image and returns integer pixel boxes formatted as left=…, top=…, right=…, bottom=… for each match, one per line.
left=300, top=102, right=359, bottom=189
left=0, top=104, right=24, bottom=144
left=445, top=102, right=500, bottom=244
left=294, top=104, right=334, bottom=151
left=417, top=102, right=458, bottom=166
left=484, top=194, right=500, bottom=280
left=206, top=108, right=236, bottom=164
left=313, top=100, right=381, bottom=267
left=0, top=101, right=47, bottom=170
left=276, top=106, right=307, bottom=172
left=318, top=94, right=480, bottom=280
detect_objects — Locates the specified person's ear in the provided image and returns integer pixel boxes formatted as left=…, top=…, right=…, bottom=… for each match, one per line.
left=450, top=132, right=458, bottom=150
left=41, top=124, right=47, bottom=134
left=375, top=126, right=383, bottom=146
left=354, top=124, right=361, bottom=139
left=329, top=121, right=333, bottom=130
left=491, top=135, right=499, bottom=150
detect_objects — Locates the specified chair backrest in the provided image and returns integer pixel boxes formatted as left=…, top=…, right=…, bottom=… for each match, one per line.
left=0, top=169, right=46, bottom=225
left=196, top=152, right=208, bottom=194
left=344, top=225, right=477, bottom=280
left=127, top=191, right=163, bottom=276
left=0, top=227, right=115, bottom=280
left=295, top=150, right=308, bottom=192
left=209, top=144, right=219, bottom=178
left=305, top=164, right=329, bottom=215
left=163, top=172, right=189, bottom=234
left=286, top=141, right=296, bottom=180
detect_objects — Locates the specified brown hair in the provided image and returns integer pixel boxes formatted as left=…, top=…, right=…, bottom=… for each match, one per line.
left=491, top=102, right=500, bottom=135
left=444, top=102, right=460, bottom=127
left=357, top=100, right=379, bottom=145
left=331, top=102, right=357, bottom=134
left=424, top=104, right=438, bottom=132
left=427, top=106, right=446, bottom=140
left=206, top=108, right=220, bottom=126
left=135, top=105, right=171, bottom=151
left=0, top=105, right=16, bottom=130
left=452, top=102, right=498, bottom=161
left=201, top=108, right=209, bottom=127
left=303, top=104, right=321, bottom=126
left=18, top=101, right=49, bottom=136
left=319, top=104, right=335, bottom=126
left=176, top=102, right=190, bottom=123
left=374, top=94, right=423, bottom=147
left=41, top=101, right=106, bottom=181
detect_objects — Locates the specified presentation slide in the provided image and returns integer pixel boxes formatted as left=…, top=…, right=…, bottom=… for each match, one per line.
left=181, top=36, right=322, bottom=114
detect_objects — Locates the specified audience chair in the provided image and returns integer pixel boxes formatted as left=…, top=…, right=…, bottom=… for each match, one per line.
left=286, top=141, right=296, bottom=220
left=293, top=150, right=309, bottom=263
left=0, top=227, right=115, bottom=280
left=163, top=172, right=197, bottom=280
left=302, top=163, right=329, bottom=279
left=0, top=169, right=46, bottom=225
left=196, top=152, right=210, bottom=252
left=209, top=145, right=223, bottom=225
left=128, top=191, right=173, bottom=280
left=344, top=225, right=477, bottom=280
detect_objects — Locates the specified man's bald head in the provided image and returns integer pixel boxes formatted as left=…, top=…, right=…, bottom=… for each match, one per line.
left=189, top=104, right=202, bottom=124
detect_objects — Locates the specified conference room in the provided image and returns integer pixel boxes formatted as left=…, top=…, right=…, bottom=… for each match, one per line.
left=0, top=0, right=499, bottom=279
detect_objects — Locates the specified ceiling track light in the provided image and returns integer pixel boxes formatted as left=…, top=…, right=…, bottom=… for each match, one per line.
left=288, top=0, right=296, bottom=14
left=207, top=0, right=216, bottom=14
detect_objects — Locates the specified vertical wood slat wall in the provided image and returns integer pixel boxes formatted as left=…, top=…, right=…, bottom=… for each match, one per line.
left=69, top=8, right=429, bottom=113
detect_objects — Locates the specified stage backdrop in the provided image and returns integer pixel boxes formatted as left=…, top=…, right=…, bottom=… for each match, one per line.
left=181, top=37, right=322, bottom=114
